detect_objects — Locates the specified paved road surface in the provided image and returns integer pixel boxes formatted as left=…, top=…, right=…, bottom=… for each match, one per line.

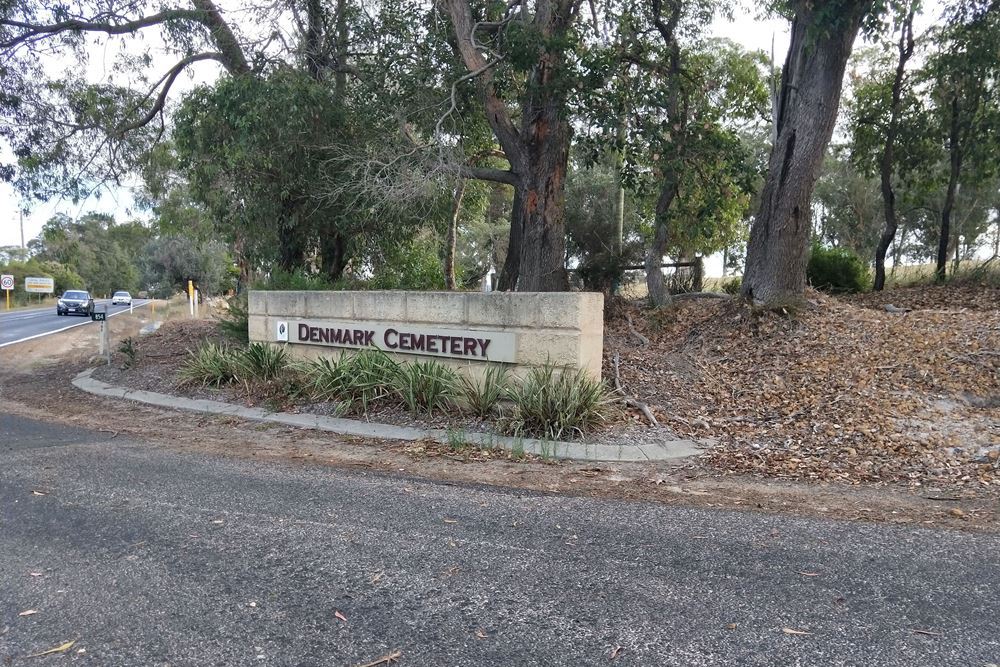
left=0, top=300, right=150, bottom=348
left=1, top=413, right=998, bottom=666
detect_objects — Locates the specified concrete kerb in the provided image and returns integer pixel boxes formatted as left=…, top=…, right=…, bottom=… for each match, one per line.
left=71, top=368, right=701, bottom=463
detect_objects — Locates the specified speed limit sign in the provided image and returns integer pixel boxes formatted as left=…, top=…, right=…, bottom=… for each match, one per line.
left=0, top=274, right=13, bottom=290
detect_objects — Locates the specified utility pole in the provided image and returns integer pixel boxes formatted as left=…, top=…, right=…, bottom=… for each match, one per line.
left=20, top=209, right=26, bottom=249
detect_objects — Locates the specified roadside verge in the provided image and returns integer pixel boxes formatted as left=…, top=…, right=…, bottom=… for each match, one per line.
left=72, top=367, right=701, bottom=462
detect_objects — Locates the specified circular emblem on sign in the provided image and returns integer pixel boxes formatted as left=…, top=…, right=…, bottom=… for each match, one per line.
left=279, top=323, right=286, bottom=335
left=0, top=275, right=13, bottom=289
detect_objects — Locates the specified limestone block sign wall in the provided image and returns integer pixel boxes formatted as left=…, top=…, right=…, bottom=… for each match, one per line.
left=249, top=291, right=604, bottom=378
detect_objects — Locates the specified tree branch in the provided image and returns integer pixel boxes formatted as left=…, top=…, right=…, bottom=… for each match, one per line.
left=441, top=0, right=525, bottom=171
left=1, top=10, right=205, bottom=49
left=117, top=52, right=227, bottom=134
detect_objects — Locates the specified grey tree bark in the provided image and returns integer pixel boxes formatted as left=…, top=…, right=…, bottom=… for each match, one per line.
left=874, top=3, right=916, bottom=291
left=741, top=0, right=872, bottom=305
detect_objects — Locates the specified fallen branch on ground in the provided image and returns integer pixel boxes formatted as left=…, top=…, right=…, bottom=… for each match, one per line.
left=613, top=351, right=659, bottom=427
left=355, top=650, right=402, bottom=667
left=672, top=292, right=730, bottom=301
left=624, top=313, right=650, bottom=347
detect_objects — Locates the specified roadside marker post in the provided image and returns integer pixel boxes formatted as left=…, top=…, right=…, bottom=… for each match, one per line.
left=91, top=307, right=110, bottom=364
left=188, top=280, right=194, bottom=318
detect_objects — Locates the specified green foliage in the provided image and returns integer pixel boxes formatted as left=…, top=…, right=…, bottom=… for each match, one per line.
left=502, top=365, right=617, bottom=440
left=392, top=360, right=459, bottom=416
left=303, top=355, right=353, bottom=404
left=0, top=256, right=84, bottom=305
left=142, top=235, right=232, bottom=297
left=117, top=337, right=138, bottom=369
left=366, top=233, right=446, bottom=291
left=340, top=350, right=401, bottom=414
left=807, top=244, right=872, bottom=294
left=252, top=269, right=337, bottom=292
left=459, top=365, right=512, bottom=420
left=219, top=293, right=249, bottom=342
left=178, top=343, right=240, bottom=388
left=236, top=342, right=288, bottom=383
left=720, top=276, right=742, bottom=295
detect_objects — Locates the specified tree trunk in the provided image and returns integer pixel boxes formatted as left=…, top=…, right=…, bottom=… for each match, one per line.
left=443, top=0, right=578, bottom=293
left=497, top=188, right=523, bottom=291
left=937, top=94, right=962, bottom=282
left=874, top=4, right=916, bottom=291
left=741, top=1, right=871, bottom=305
left=321, top=230, right=348, bottom=282
left=644, top=175, right=680, bottom=307
left=278, top=220, right=306, bottom=273
left=445, top=180, right=466, bottom=290
left=516, top=126, right=571, bottom=292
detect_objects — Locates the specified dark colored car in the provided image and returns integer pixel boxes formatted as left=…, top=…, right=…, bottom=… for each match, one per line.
left=57, top=290, right=95, bottom=316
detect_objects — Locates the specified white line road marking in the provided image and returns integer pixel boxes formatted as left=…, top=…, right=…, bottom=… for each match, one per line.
left=0, top=301, right=152, bottom=349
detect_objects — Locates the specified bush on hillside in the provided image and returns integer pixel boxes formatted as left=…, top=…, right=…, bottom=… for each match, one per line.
left=807, top=244, right=871, bottom=294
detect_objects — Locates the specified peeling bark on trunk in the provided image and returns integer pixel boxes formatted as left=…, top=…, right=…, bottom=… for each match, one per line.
left=874, top=4, right=916, bottom=291
left=741, top=1, right=871, bottom=305
left=443, top=0, right=578, bottom=292
left=516, top=114, right=571, bottom=292
left=445, top=180, right=466, bottom=290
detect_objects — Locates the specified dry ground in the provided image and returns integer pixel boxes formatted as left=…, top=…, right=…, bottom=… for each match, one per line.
left=607, top=282, right=999, bottom=494
left=2, top=287, right=999, bottom=532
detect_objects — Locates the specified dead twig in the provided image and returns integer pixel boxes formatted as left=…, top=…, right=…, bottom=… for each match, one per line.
left=624, top=313, right=650, bottom=347
left=613, top=352, right=659, bottom=427
left=99, top=428, right=119, bottom=438
left=672, top=292, right=730, bottom=301
left=355, top=650, right=402, bottom=667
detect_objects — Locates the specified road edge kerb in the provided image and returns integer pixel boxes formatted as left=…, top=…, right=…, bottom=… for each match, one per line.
left=71, top=368, right=702, bottom=463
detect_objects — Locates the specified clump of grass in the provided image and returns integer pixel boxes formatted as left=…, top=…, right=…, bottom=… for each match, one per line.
left=459, top=364, right=511, bottom=419
left=236, top=342, right=287, bottom=382
left=502, top=364, right=617, bottom=440
left=393, top=360, right=459, bottom=416
left=341, top=349, right=401, bottom=414
left=304, top=355, right=352, bottom=401
left=178, top=343, right=240, bottom=387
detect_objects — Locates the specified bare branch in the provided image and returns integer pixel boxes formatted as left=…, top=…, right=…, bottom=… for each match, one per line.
left=117, top=52, right=227, bottom=134
left=1, top=10, right=206, bottom=49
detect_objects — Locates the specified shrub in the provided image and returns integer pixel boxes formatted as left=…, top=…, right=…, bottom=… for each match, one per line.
left=253, top=269, right=337, bottom=291
left=503, top=365, right=617, bottom=440
left=720, top=276, right=742, bottom=295
left=393, top=360, right=459, bottom=416
left=118, top=337, right=138, bottom=369
left=807, top=244, right=871, bottom=294
left=236, top=342, right=288, bottom=382
left=178, top=343, right=239, bottom=387
left=459, top=364, right=511, bottom=419
left=341, top=349, right=401, bottom=413
left=219, top=293, right=249, bottom=342
left=304, top=355, right=352, bottom=402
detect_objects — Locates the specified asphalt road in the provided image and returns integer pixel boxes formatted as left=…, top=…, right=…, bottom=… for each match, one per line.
left=0, top=300, right=150, bottom=348
left=2, top=413, right=998, bottom=666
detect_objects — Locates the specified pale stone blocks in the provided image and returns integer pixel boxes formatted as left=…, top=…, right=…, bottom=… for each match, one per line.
left=249, top=290, right=604, bottom=379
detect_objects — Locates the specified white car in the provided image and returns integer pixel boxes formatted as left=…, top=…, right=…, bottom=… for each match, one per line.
left=111, top=290, right=133, bottom=306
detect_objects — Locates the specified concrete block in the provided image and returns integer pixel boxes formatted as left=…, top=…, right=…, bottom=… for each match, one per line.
left=529, top=292, right=602, bottom=330
left=265, top=291, right=307, bottom=317
left=305, top=291, right=354, bottom=319
left=406, top=292, right=467, bottom=325
left=248, top=290, right=267, bottom=316
left=516, top=331, right=581, bottom=367
left=465, top=293, right=524, bottom=328
left=356, top=291, right=407, bottom=323
left=248, top=315, right=268, bottom=342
